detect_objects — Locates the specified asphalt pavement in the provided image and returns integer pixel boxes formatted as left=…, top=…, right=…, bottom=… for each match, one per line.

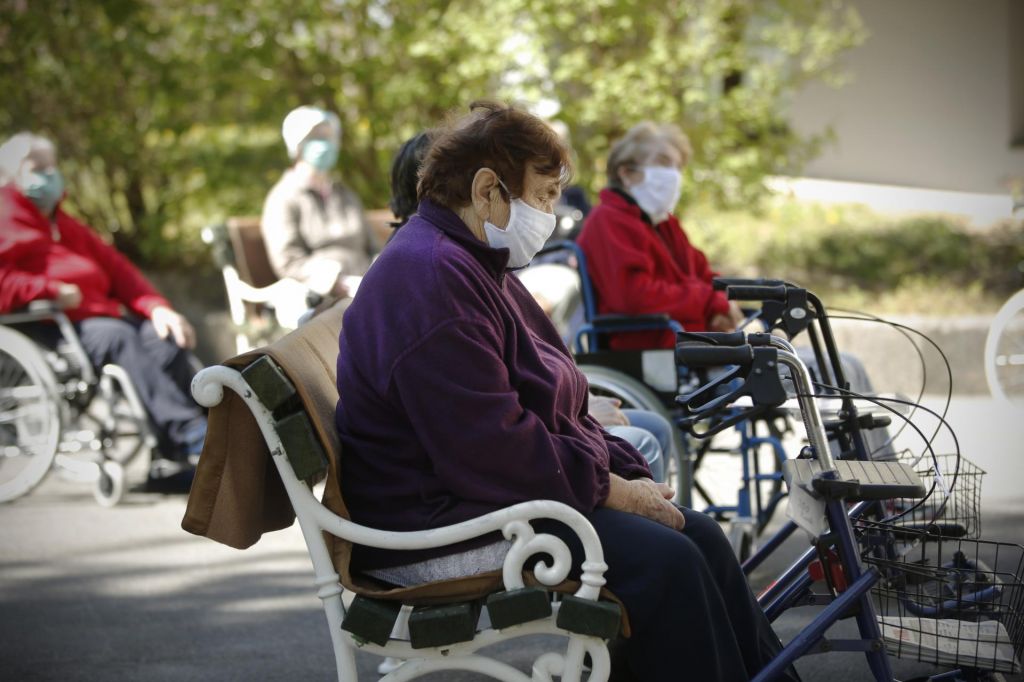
left=1, top=395, right=1022, bottom=681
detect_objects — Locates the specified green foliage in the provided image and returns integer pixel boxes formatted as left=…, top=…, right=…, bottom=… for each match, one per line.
left=0, top=0, right=864, bottom=267
left=689, top=199, right=1024, bottom=312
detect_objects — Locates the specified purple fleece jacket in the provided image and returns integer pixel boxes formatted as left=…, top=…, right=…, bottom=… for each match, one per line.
left=335, top=199, right=651, bottom=570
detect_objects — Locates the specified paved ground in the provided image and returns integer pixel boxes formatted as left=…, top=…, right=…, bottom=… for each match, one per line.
left=1, top=395, right=1022, bottom=681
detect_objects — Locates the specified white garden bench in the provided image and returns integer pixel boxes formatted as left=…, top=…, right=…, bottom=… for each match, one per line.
left=186, top=302, right=626, bottom=681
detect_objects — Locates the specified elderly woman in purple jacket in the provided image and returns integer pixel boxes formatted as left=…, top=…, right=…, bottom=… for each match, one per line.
left=334, top=101, right=796, bottom=681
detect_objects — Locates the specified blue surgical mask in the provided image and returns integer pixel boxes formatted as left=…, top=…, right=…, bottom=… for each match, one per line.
left=301, top=139, right=339, bottom=171
left=20, top=169, right=65, bottom=215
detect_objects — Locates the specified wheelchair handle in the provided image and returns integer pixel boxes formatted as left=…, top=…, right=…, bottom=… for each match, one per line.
left=675, top=344, right=753, bottom=368
left=712, top=277, right=786, bottom=291
left=725, top=284, right=788, bottom=301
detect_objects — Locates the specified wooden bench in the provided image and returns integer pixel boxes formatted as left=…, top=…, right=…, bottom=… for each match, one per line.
left=189, top=301, right=624, bottom=681
left=202, top=210, right=396, bottom=354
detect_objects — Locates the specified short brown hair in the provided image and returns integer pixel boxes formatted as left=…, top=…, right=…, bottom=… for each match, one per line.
left=606, top=122, right=692, bottom=189
left=418, top=100, right=573, bottom=209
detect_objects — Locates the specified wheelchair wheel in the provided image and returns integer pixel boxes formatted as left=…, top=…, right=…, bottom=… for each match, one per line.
left=985, top=289, right=1024, bottom=405
left=93, top=459, right=125, bottom=507
left=93, top=365, right=157, bottom=467
left=578, top=364, right=691, bottom=507
left=0, top=326, right=62, bottom=502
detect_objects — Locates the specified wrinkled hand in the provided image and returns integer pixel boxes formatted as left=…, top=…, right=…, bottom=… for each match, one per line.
left=330, top=276, right=350, bottom=299
left=531, top=292, right=554, bottom=315
left=728, top=301, right=746, bottom=327
left=588, top=394, right=629, bottom=427
left=605, top=474, right=685, bottom=530
left=151, top=305, right=196, bottom=349
left=709, top=313, right=736, bottom=332
left=55, top=282, right=82, bottom=310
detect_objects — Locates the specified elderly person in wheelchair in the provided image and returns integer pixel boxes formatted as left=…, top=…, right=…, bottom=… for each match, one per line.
left=0, top=132, right=207, bottom=490
left=578, top=122, right=744, bottom=351
left=578, top=122, right=893, bottom=461
left=336, top=102, right=797, bottom=681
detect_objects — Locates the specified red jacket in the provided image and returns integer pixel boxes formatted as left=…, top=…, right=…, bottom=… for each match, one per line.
left=577, top=188, right=730, bottom=349
left=0, top=184, right=168, bottom=321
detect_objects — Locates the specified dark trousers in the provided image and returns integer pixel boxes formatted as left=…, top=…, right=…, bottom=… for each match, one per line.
left=24, top=316, right=206, bottom=460
left=538, top=507, right=798, bottom=681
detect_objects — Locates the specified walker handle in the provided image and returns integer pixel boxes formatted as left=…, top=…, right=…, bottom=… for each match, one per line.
left=725, top=285, right=788, bottom=301
left=675, top=344, right=754, bottom=368
left=677, top=331, right=774, bottom=347
left=713, top=277, right=786, bottom=291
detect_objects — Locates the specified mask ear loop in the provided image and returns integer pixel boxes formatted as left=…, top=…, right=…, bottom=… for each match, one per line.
left=495, top=177, right=513, bottom=201
left=487, top=177, right=521, bottom=232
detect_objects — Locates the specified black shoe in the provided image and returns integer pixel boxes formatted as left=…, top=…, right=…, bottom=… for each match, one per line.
left=141, top=468, right=195, bottom=494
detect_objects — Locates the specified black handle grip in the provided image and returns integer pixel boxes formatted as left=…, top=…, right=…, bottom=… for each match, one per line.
left=676, top=344, right=753, bottom=367
left=713, top=277, right=786, bottom=291
left=676, top=331, right=747, bottom=347
left=726, top=285, right=788, bottom=301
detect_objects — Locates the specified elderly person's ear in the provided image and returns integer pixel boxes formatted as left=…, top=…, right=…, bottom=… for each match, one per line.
left=469, top=167, right=502, bottom=221
left=617, top=163, right=639, bottom=189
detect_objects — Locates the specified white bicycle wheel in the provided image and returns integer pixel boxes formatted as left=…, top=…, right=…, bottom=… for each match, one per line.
left=0, top=326, right=62, bottom=502
left=984, top=289, right=1024, bottom=405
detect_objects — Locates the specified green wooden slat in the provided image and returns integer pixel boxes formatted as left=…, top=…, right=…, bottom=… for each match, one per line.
left=241, top=356, right=298, bottom=416
left=340, top=596, right=403, bottom=646
left=408, top=601, right=481, bottom=649
left=555, top=595, right=621, bottom=640
left=486, top=588, right=552, bottom=630
left=275, top=411, right=328, bottom=482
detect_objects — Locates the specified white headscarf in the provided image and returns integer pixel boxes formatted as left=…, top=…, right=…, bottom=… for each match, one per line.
left=281, top=106, right=341, bottom=160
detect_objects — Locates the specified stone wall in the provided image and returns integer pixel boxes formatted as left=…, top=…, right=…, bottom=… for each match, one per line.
left=822, top=316, right=992, bottom=396
left=150, top=268, right=996, bottom=396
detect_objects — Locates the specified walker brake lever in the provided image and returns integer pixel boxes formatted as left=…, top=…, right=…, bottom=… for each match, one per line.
left=678, top=404, right=770, bottom=439
left=676, top=346, right=788, bottom=423
left=676, top=365, right=747, bottom=416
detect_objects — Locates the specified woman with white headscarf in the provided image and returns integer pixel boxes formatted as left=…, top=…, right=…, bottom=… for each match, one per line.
left=260, top=106, right=379, bottom=322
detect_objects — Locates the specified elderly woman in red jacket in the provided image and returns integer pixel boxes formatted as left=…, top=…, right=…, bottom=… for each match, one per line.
left=577, top=122, right=744, bottom=350
left=0, top=132, right=207, bottom=481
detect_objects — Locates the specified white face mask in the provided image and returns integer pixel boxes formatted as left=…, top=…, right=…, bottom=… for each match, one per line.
left=629, top=165, right=682, bottom=222
left=483, top=181, right=557, bottom=268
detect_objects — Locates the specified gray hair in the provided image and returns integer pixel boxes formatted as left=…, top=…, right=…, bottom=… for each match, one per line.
left=0, top=132, right=56, bottom=184
left=605, top=122, right=692, bottom=190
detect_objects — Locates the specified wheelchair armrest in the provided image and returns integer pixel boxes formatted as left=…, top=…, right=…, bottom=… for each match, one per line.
left=0, top=300, right=64, bottom=324
left=28, top=300, right=61, bottom=314
left=590, top=313, right=679, bottom=331
left=574, top=315, right=684, bottom=353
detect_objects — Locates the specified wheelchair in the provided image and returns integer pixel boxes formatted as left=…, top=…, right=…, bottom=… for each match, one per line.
left=529, top=241, right=791, bottom=559
left=0, top=301, right=160, bottom=506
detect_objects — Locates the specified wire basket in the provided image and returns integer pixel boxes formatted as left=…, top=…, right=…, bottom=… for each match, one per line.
left=857, top=520, right=1024, bottom=674
left=880, top=453, right=985, bottom=539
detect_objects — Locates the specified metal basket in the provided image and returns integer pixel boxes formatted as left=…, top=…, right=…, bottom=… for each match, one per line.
left=880, top=453, right=985, bottom=539
left=857, top=520, right=1024, bottom=674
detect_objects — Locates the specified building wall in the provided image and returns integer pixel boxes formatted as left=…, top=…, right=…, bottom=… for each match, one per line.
left=788, top=0, right=1024, bottom=196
